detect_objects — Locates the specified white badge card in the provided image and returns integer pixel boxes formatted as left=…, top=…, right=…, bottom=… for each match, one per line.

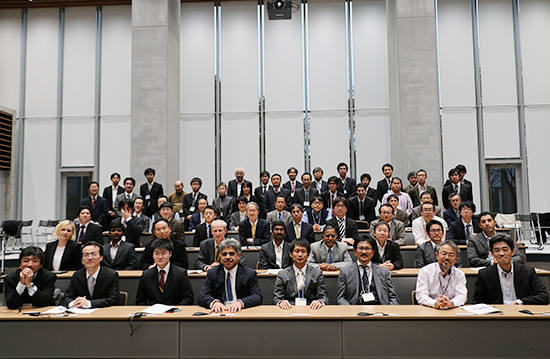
left=190, top=206, right=195, bottom=212
left=145, top=194, right=151, bottom=200
left=359, top=215, right=365, bottom=221
left=362, top=292, right=375, bottom=303
left=295, top=298, right=307, bottom=306
left=303, top=201, right=310, bottom=207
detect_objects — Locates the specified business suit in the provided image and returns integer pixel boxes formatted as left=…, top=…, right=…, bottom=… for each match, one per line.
left=337, top=177, right=356, bottom=198
left=81, top=196, right=109, bottom=226
left=182, top=192, right=208, bottom=218
left=321, top=190, right=345, bottom=210
left=408, top=185, right=439, bottom=207
left=194, top=238, right=247, bottom=270
left=410, top=205, right=444, bottom=221
left=140, top=181, right=164, bottom=217
left=111, top=215, right=148, bottom=247
left=415, top=242, right=463, bottom=268
left=101, top=241, right=138, bottom=270
left=228, top=179, right=248, bottom=198
left=113, top=192, right=140, bottom=216
left=75, top=222, right=104, bottom=245
left=212, top=195, right=236, bottom=221
left=285, top=221, right=316, bottom=243
left=311, top=180, right=328, bottom=194
left=258, top=240, right=293, bottom=269
left=283, top=180, right=303, bottom=193
left=134, top=212, right=151, bottom=233
left=376, top=177, right=392, bottom=202
left=347, top=195, right=376, bottom=224
left=44, top=240, right=83, bottom=271
left=238, top=218, right=271, bottom=246
left=264, top=187, right=291, bottom=212
left=266, top=210, right=292, bottom=227
left=254, top=184, right=272, bottom=219
left=189, top=212, right=203, bottom=231
left=197, top=263, right=263, bottom=309
left=447, top=218, right=481, bottom=245
left=62, top=267, right=120, bottom=308
left=303, top=209, right=332, bottom=229
left=307, top=241, right=353, bottom=269
left=467, top=233, right=524, bottom=267
left=139, top=238, right=189, bottom=270
left=273, top=264, right=329, bottom=305
left=337, top=262, right=399, bottom=305
left=193, top=221, right=214, bottom=247
left=370, top=219, right=407, bottom=246
left=371, top=240, right=404, bottom=270
left=152, top=218, right=185, bottom=243
left=102, top=185, right=124, bottom=212
left=293, top=186, right=318, bottom=209
left=473, top=263, right=549, bottom=305
left=136, top=264, right=194, bottom=305
left=365, top=187, right=379, bottom=204
left=325, top=216, right=358, bottom=243
left=444, top=207, right=460, bottom=227
left=442, top=182, right=473, bottom=209
left=229, top=211, right=247, bottom=231
left=4, top=268, right=56, bottom=309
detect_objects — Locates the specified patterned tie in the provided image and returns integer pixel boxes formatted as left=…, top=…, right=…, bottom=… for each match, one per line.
left=159, top=269, right=166, bottom=292
left=92, top=197, right=96, bottom=207
left=87, top=276, right=95, bottom=296
left=79, top=226, right=86, bottom=243
left=327, top=248, right=333, bottom=264
left=215, top=245, right=221, bottom=263
left=251, top=223, right=256, bottom=239
left=207, top=224, right=212, bottom=238
left=126, top=193, right=131, bottom=200
left=226, top=274, right=234, bottom=302
left=465, top=224, right=472, bottom=239
left=297, top=269, right=305, bottom=292
left=338, top=217, right=345, bottom=239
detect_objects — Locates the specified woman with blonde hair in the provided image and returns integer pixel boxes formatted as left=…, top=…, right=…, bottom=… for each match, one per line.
left=44, top=220, right=82, bottom=272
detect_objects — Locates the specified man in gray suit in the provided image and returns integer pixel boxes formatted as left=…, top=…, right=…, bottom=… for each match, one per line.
left=308, top=226, right=352, bottom=271
left=370, top=204, right=407, bottom=246
left=337, top=235, right=399, bottom=305
left=113, top=177, right=140, bottom=216
left=266, top=195, right=292, bottom=227
left=212, top=182, right=236, bottom=223
left=467, top=212, right=524, bottom=267
left=101, top=221, right=138, bottom=270
left=258, top=221, right=292, bottom=270
left=195, top=220, right=245, bottom=271
left=273, top=238, right=329, bottom=309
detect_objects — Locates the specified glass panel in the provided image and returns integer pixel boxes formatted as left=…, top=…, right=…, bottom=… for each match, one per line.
left=66, top=174, right=91, bottom=219
left=489, top=167, right=516, bottom=214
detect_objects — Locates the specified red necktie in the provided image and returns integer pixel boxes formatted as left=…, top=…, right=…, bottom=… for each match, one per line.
left=159, top=269, right=166, bottom=291
left=92, top=197, right=96, bottom=207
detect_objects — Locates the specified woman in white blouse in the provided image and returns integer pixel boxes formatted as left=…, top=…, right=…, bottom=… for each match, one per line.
left=44, top=220, right=82, bottom=272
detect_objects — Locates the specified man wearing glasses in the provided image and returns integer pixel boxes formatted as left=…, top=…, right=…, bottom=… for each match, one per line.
left=369, top=204, right=407, bottom=246
left=415, top=220, right=462, bottom=268
left=62, top=241, right=120, bottom=308
left=412, top=202, right=448, bottom=245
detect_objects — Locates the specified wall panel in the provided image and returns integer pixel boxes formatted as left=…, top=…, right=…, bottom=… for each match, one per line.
left=61, top=117, right=95, bottom=167
left=482, top=107, right=520, bottom=159
left=265, top=112, right=305, bottom=177
left=309, top=110, right=349, bottom=178
left=0, top=9, right=22, bottom=114
left=525, top=107, right=550, bottom=212
left=99, top=116, right=131, bottom=189
left=354, top=109, right=390, bottom=182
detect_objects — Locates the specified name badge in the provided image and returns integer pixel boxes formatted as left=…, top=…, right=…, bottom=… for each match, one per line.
left=344, top=189, right=347, bottom=194
left=359, top=215, right=365, bottom=221
left=145, top=194, right=151, bottom=200
left=291, top=192, right=295, bottom=197
left=303, top=201, right=310, bottom=207
left=190, top=206, right=195, bottom=212
left=295, top=298, right=307, bottom=306
left=179, top=209, right=184, bottom=214
left=362, top=292, right=375, bottom=303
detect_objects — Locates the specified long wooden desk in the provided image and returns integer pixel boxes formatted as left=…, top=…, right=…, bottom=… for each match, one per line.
left=0, top=304, right=549, bottom=358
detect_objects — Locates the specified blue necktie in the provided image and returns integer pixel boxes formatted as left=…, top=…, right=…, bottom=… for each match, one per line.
left=327, top=248, right=333, bottom=264
left=361, top=265, right=369, bottom=289
left=278, top=212, right=282, bottom=221
left=226, top=274, right=233, bottom=302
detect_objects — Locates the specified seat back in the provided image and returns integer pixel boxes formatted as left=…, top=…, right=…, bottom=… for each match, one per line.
left=118, top=291, right=128, bottom=306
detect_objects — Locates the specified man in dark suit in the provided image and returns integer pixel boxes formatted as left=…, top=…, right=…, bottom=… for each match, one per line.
left=182, top=177, right=208, bottom=230
left=198, top=238, right=263, bottom=312
left=136, top=238, right=194, bottom=305
left=254, top=171, right=271, bottom=219
left=444, top=164, right=473, bottom=188
left=473, top=234, right=549, bottom=305
left=375, top=163, right=394, bottom=202
left=311, top=167, right=328, bottom=195
left=407, top=169, right=439, bottom=207
left=81, top=181, right=109, bottom=228
left=347, top=183, right=376, bottom=225
left=4, top=246, right=56, bottom=309
left=212, top=182, right=236, bottom=222
left=139, top=168, right=164, bottom=218
left=188, top=198, right=209, bottom=231
left=152, top=202, right=185, bottom=242
left=322, top=176, right=345, bottom=210
left=285, top=204, right=316, bottom=243
left=102, top=172, right=124, bottom=226
left=75, top=206, right=104, bottom=245
left=112, top=197, right=149, bottom=247
left=415, top=220, right=462, bottom=268
left=336, top=162, right=356, bottom=198
left=273, top=238, right=328, bottom=310
left=337, top=235, right=399, bottom=305
left=114, top=177, right=140, bottom=217
left=410, top=191, right=444, bottom=221
left=442, top=168, right=473, bottom=209
left=359, top=173, right=379, bottom=205
left=62, top=241, right=120, bottom=308
left=258, top=221, right=292, bottom=270
left=239, top=202, right=271, bottom=246
left=325, top=197, right=358, bottom=246
left=195, top=220, right=246, bottom=271
left=443, top=193, right=462, bottom=226
left=140, top=217, right=189, bottom=270
left=264, top=173, right=291, bottom=212
left=283, top=166, right=303, bottom=199
left=101, top=221, right=138, bottom=270
left=371, top=221, right=404, bottom=270
left=227, top=167, right=246, bottom=198
left=447, top=201, right=481, bottom=245
left=193, top=205, right=218, bottom=247
left=293, top=172, right=317, bottom=210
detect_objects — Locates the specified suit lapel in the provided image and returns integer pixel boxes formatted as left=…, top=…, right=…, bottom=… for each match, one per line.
left=289, top=267, right=298, bottom=297
left=304, top=265, right=312, bottom=294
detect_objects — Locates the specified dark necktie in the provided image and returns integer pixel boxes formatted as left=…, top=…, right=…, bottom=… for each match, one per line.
left=359, top=200, right=364, bottom=215
left=361, top=265, right=369, bottom=289
left=226, top=274, right=234, bottom=302
left=327, top=248, right=333, bottom=264
left=159, top=269, right=166, bottom=291
left=79, top=226, right=86, bottom=243
left=92, top=197, right=96, bottom=207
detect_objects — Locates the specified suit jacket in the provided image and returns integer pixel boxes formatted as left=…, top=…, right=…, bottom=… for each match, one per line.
left=443, top=207, right=460, bottom=227
left=258, top=240, right=293, bottom=269
left=140, top=182, right=164, bottom=217
left=111, top=216, right=148, bottom=247
left=182, top=192, right=208, bottom=217
left=81, top=196, right=109, bottom=225
left=408, top=185, right=439, bottom=207
left=371, top=240, right=404, bottom=270
left=102, top=185, right=124, bottom=212
left=285, top=221, right=316, bottom=243
left=347, top=195, right=376, bottom=224
left=101, top=241, right=138, bottom=270
left=442, top=183, right=473, bottom=209
left=293, top=186, right=318, bottom=209
left=75, top=223, right=104, bottom=245
left=266, top=210, right=292, bottom=227
left=193, top=221, right=214, bottom=247
left=254, top=185, right=272, bottom=219
left=139, top=238, right=189, bottom=270
left=321, top=190, right=345, bottom=210
left=337, top=177, right=356, bottom=198
left=136, top=264, right=194, bottom=305
left=228, top=179, right=249, bottom=198
left=197, top=263, right=263, bottom=309
left=264, top=187, right=291, bottom=212
left=447, top=218, right=481, bottom=245
left=238, top=218, right=271, bottom=246
left=311, top=180, right=328, bottom=194
left=189, top=212, right=203, bottom=232
left=283, top=180, right=303, bottom=193
left=4, top=268, right=56, bottom=309
left=194, top=238, right=246, bottom=270
left=44, top=240, right=83, bottom=271
left=273, top=264, right=329, bottom=305
left=414, top=242, right=464, bottom=268
left=337, top=262, right=399, bottom=305
left=212, top=195, right=236, bottom=221
left=473, top=263, right=549, bottom=305
left=325, top=216, right=358, bottom=242
left=113, top=192, right=140, bottom=216
left=303, top=209, right=331, bottom=229
left=62, top=267, right=120, bottom=308
left=365, top=187, right=379, bottom=204
left=370, top=219, right=407, bottom=246
left=152, top=218, right=185, bottom=243
left=307, top=241, right=353, bottom=269
left=376, top=178, right=392, bottom=202
left=411, top=205, right=444, bottom=221
left=229, top=211, right=247, bottom=231
left=467, top=233, right=524, bottom=267
left=394, top=208, right=410, bottom=227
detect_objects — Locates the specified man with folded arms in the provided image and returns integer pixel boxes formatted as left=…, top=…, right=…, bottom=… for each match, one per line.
left=198, top=238, right=263, bottom=312
left=136, top=238, right=194, bottom=305
left=273, top=238, right=329, bottom=310
left=62, top=241, right=119, bottom=308
left=4, top=246, right=56, bottom=309
left=415, top=240, right=467, bottom=309
left=258, top=221, right=292, bottom=270
left=308, top=226, right=352, bottom=271
left=473, top=234, right=548, bottom=305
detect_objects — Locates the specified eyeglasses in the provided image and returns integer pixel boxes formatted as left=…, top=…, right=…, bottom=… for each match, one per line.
left=83, top=252, right=100, bottom=258
left=430, top=229, right=443, bottom=234
left=380, top=211, right=392, bottom=215
left=356, top=246, right=373, bottom=252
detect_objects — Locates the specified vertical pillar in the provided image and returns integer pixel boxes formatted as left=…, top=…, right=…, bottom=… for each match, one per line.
left=387, top=0, right=443, bottom=187
left=131, top=0, right=180, bottom=186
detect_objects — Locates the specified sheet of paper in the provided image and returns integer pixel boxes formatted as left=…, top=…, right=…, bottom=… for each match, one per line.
left=461, top=304, right=502, bottom=315
left=43, top=306, right=68, bottom=314
left=266, top=269, right=283, bottom=275
left=68, top=307, right=99, bottom=314
left=469, top=267, right=485, bottom=272
left=187, top=270, right=203, bottom=275
left=142, top=303, right=175, bottom=314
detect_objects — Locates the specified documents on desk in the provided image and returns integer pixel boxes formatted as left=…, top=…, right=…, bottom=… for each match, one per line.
left=141, top=303, right=177, bottom=314
left=43, top=306, right=99, bottom=315
left=460, top=304, right=503, bottom=315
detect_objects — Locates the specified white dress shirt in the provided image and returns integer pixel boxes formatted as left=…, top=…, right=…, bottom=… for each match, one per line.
left=412, top=216, right=448, bottom=245
left=416, top=262, right=467, bottom=307
left=497, top=264, right=519, bottom=304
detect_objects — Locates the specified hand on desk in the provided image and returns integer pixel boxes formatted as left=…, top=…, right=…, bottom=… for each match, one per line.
left=72, top=296, right=91, bottom=308
left=319, top=263, right=338, bottom=271
left=342, top=238, right=354, bottom=246
left=380, top=261, right=394, bottom=271
left=211, top=300, right=243, bottom=313
left=434, top=295, right=454, bottom=309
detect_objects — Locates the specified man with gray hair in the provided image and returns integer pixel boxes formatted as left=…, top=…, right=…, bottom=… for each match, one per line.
left=238, top=202, right=271, bottom=246
left=228, top=167, right=246, bottom=198
left=415, top=240, right=467, bottom=309
left=198, top=238, right=263, bottom=312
